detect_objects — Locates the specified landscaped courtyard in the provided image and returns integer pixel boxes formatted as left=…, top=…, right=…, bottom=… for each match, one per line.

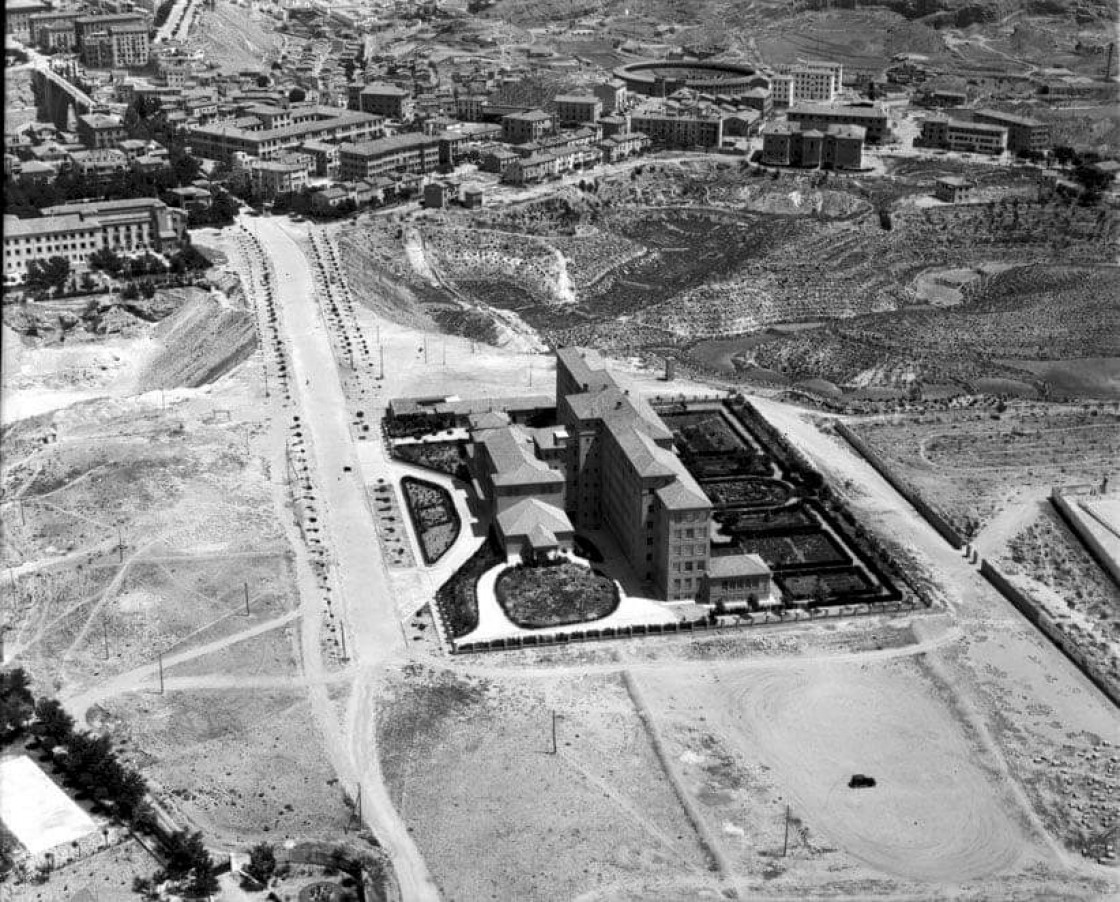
left=495, top=562, right=619, bottom=629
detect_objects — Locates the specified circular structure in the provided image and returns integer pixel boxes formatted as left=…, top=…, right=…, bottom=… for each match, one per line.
left=614, top=60, right=769, bottom=97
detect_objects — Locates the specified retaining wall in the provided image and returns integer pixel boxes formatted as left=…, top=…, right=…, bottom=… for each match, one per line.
left=978, top=560, right=1118, bottom=710
left=1051, top=490, right=1120, bottom=590
left=833, top=421, right=965, bottom=549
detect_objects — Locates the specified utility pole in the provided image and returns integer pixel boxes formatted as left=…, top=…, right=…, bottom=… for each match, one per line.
left=549, top=710, right=557, bottom=754
left=244, top=581, right=250, bottom=616
left=782, top=804, right=790, bottom=857
left=379, top=344, right=384, bottom=379
left=157, top=651, right=164, bottom=694
left=339, top=621, right=347, bottom=659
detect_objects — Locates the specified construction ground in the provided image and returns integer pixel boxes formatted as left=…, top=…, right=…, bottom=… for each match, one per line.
left=1, top=211, right=1117, bottom=901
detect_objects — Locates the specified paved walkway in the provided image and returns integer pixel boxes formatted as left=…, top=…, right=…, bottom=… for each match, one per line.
left=460, top=560, right=679, bottom=645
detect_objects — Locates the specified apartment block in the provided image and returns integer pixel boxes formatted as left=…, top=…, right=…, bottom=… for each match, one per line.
left=787, top=102, right=890, bottom=143
left=918, top=116, right=1007, bottom=155
left=630, top=105, right=724, bottom=148
left=352, top=82, right=414, bottom=120
left=972, top=108, right=1050, bottom=154
left=77, top=112, right=126, bottom=149
left=552, top=94, right=602, bottom=125
left=501, top=109, right=553, bottom=144
left=186, top=106, right=383, bottom=163
left=337, top=133, right=441, bottom=181
left=762, top=122, right=864, bottom=169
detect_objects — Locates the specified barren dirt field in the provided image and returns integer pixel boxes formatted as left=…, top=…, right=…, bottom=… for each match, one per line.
left=0, top=247, right=363, bottom=886
left=185, top=0, right=283, bottom=73
left=851, top=405, right=1120, bottom=539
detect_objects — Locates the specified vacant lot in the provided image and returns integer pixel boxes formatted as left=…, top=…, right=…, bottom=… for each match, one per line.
left=852, top=407, right=1120, bottom=539
left=377, top=666, right=711, bottom=901
left=102, top=688, right=351, bottom=841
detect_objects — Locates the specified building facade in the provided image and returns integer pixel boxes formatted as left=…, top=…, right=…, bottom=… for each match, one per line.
left=556, top=348, right=712, bottom=600
left=629, top=106, right=724, bottom=148
left=553, top=94, right=602, bottom=125
left=787, top=103, right=890, bottom=143
left=972, top=109, right=1050, bottom=154
left=337, top=133, right=441, bottom=181
left=918, top=117, right=1007, bottom=155
left=186, top=106, right=383, bottom=163
left=4, top=198, right=187, bottom=280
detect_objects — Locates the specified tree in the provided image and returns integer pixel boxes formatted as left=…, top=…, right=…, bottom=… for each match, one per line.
left=0, top=668, right=35, bottom=741
left=139, top=280, right=157, bottom=299
left=288, top=87, right=306, bottom=103
left=247, top=842, right=277, bottom=883
left=121, top=282, right=140, bottom=301
left=25, top=256, right=71, bottom=292
left=160, top=830, right=217, bottom=894
left=169, top=245, right=211, bottom=273
left=32, top=697, right=75, bottom=749
left=256, top=74, right=271, bottom=88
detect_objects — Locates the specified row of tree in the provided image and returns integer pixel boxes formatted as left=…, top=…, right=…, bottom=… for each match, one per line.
left=1, top=668, right=219, bottom=893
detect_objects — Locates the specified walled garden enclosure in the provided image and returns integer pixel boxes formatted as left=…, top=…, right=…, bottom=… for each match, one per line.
left=659, top=398, right=906, bottom=608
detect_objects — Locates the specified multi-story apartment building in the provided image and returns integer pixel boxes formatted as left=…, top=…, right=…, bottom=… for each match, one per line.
left=787, top=102, right=890, bottom=143
left=249, top=158, right=311, bottom=198
left=74, top=11, right=147, bottom=46
left=6, top=0, right=51, bottom=42
left=76, top=112, right=126, bottom=149
left=762, top=122, right=865, bottom=169
left=630, top=104, right=724, bottom=148
left=185, top=106, right=383, bottom=163
left=4, top=198, right=186, bottom=280
left=782, top=60, right=844, bottom=102
left=556, top=348, right=711, bottom=600
left=552, top=94, right=602, bottom=125
left=352, top=82, right=414, bottom=120
left=81, top=22, right=150, bottom=69
left=455, top=94, right=487, bottom=122
left=972, top=109, right=1050, bottom=154
left=337, top=133, right=441, bottom=181
left=918, top=116, right=1008, bottom=155
left=29, top=10, right=79, bottom=48
left=592, top=80, right=627, bottom=115
left=501, top=109, right=553, bottom=144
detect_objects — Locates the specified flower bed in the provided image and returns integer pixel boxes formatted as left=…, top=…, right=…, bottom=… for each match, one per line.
left=401, top=477, right=460, bottom=565
left=435, top=538, right=503, bottom=638
left=393, top=441, right=469, bottom=481
left=496, top=562, right=619, bottom=629
left=740, top=531, right=848, bottom=570
left=705, top=477, right=792, bottom=508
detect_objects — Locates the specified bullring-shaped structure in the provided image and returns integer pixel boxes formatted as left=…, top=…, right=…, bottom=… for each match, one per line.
left=614, top=60, right=770, bottom=97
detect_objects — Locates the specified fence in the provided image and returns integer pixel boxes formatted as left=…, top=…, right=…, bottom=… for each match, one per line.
left=978, top=560, right=1118, bottom=709
left=833, top=421, right=966, bottom=550
left=450, top=598, right=925, bottom=654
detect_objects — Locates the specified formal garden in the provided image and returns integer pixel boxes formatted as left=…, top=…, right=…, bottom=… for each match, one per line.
left=401, top=477, right=460, bottom=564
left=495, top=562, right=619, bottom=629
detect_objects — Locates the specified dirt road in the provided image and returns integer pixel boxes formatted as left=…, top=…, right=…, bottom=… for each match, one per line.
left=240, top=216, right=441, bottom=902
